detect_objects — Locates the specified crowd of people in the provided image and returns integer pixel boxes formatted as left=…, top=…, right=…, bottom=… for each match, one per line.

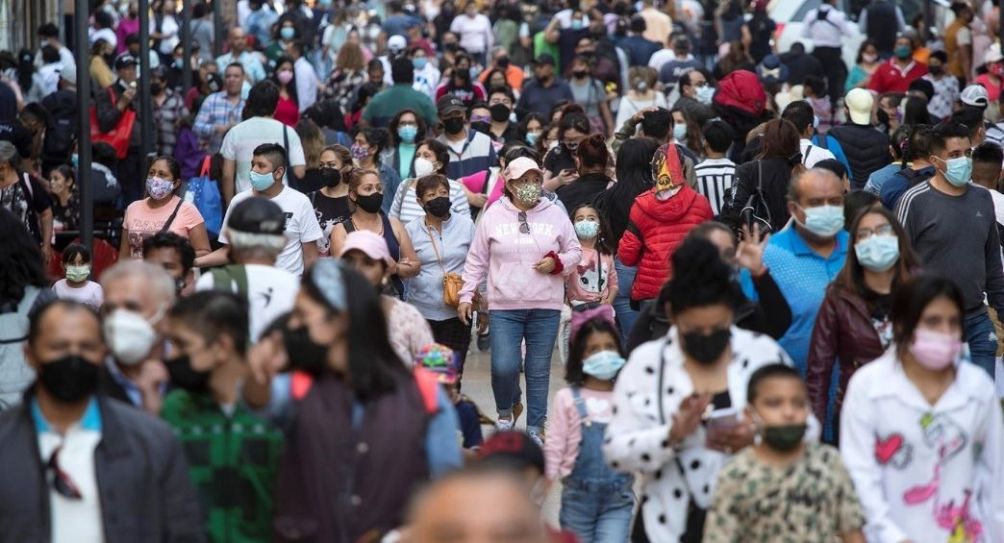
left=2, top=0, right=1004, bottom=541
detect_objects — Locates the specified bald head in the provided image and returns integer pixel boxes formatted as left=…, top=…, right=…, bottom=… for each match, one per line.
left=229, top=27, right=247, bottom=52
left=787, top=168, right=844, bottom=205
left=406, top=469, right=550, bottom=543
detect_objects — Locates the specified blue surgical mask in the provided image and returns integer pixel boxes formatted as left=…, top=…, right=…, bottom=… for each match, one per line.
left=574, top=219, right=599, bottom=239
left=280, top=27, right=296, bottom=40
left=582, top=350, right=626, bottom=381
left=526, top=131, right=541, bottom=146
left=855, top=234, right=900, bottom=272
left=413, top=57, right=428, bottom=70
left=672, top=123, right=687, bottom=142
left=799, top=204, right=845, bottom=238
left=940, top=156, right=973, bottom=187
left=469, top=65, right=483, bottom=80
left=696, top=85, right=714, bottom=105
left=398, top=125, right=418, bottom=143
left=249, top=169, right=275, bottom=191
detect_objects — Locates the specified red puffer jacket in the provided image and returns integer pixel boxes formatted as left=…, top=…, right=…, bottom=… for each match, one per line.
left=617, top=185, right=713, bottom=301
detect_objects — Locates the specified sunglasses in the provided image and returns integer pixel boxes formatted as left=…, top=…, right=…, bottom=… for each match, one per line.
left=48, top=446, right=82, bottom=500
left=518, top=211, right=529, bottom=234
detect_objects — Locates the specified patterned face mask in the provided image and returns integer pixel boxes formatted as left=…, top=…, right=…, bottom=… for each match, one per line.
left=511, top=181, right=541, bottom=206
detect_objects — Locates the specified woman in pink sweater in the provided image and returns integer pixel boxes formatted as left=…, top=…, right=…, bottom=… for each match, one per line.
left=544, top=306, right=634, bottom=542
left=458, top=156, right=581, bottom=445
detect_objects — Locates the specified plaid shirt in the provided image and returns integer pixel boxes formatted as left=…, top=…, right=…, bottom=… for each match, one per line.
left=153, top=89, right=189, bottom=157
left=193, top=91, right=245, bottom=154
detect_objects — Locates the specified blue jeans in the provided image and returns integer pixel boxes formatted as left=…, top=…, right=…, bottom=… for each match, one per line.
left=560, top=480, right=635, bottom=543
left=488, top=309, right=560, bottom=431
left=613, top=258, right=639, bottom=343
left=965, top=311, right=998, bottom=379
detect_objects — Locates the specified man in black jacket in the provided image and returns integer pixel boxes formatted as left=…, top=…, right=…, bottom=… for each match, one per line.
left=0, top=299, right=203, bottom=542
left=94, top=53, right=142, bottom=204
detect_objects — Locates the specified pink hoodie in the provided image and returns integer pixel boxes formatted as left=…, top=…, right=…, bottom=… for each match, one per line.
left=460, top=196, right=582, bottom=311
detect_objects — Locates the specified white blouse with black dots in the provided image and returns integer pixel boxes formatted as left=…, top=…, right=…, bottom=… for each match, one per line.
left=602, top=325, right=816, bottom=542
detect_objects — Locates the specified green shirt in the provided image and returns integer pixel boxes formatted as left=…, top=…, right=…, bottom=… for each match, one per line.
left=362, top=84, right=438, bottom=128
left=161, top=389, right=284, bottom=543
left=704, top=442, right=865, bottom=543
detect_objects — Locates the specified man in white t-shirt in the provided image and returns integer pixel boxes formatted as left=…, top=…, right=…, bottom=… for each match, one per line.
left=220, top=81, right=307, bottom=203
left=195, top=196, right=299, bottom=340
left=782, top=100, right=835, bottom=168
left=201, top=143, right=322, bottom=277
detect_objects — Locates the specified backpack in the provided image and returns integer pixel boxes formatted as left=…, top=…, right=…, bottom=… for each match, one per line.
left=738, top=160, right=773, bottom=235
left=210, top=265, right=250, bottom=296
left=184, top=156, right=223, bottom=238
left=41, top=93, right=76, bottom=164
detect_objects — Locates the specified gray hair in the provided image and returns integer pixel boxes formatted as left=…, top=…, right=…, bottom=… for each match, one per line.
left=100, top=259, right=177, bottom=306
left=0, top=141, right=19, bottom=168
left=228, top=228, right=286, bottom=259
left=787, top=167, right=842, bottom=203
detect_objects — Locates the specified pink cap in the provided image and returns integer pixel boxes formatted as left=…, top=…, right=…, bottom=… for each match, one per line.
left=339, top=230, right=394, bottom=267
left=503, top=157, right=543, bottom=182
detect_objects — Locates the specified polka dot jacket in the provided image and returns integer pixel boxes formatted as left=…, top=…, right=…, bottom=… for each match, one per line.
left=602, top=325, right=811, bottom=542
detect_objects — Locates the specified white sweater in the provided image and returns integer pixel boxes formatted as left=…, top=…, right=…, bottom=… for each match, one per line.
left=603, top=326, right=811, bottom=542
left=840, top=348, right=1004, bottom=543
left=449, top=14, right=494, bottom=55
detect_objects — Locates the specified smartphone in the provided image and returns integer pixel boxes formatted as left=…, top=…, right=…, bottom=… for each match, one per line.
left=705, top=407, right=740, bottom=430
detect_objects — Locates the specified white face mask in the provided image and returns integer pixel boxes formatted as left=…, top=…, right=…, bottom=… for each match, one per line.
left=413, top=157, right=436, bottom=178
left=102, top=308, right=161, bottom=365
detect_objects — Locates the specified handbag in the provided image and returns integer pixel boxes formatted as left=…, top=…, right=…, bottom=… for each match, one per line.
left=89, top=87, right=136, bottom=159
left=425, top=224, right=463, bottom=307
left=739, top=160, right=773, bottom=234
left=183, top=156, right=223, bottom=238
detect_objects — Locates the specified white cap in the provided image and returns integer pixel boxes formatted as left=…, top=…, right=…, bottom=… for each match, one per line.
left=986, top=43, right=1003, bottom=64
left=845, top=88, right=874, bottom=125
left=961, top=84, right=990, bottom=108
left=388, top=35, right=408, bottom=53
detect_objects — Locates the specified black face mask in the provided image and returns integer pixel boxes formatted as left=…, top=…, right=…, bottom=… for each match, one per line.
left=489, top=103, right=511, bottom=123
left=425, top=196, right=452, bottom=218
left=761, top=423, right=808, bottom=452
left=443, top=116, right=466, bottom=135
left=150, top=82, right=163, bottom=95
left=282, top=325, right=328, bottom=376
left=164, top=355, right=212, bottom=391
left=320, top=167, right=341, bottom=188
left=470, top=120, right=491, bottom=135
left=354, top=192, right=384, bottom=213
left=39, top=354, right=99, bottom=403
left=681, top=328, right=731, bottom=365
left=573, top=69, right=589, bottom=79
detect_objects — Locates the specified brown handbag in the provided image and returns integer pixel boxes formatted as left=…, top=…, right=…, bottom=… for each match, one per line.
left=426, top=224, right=464, bottom=307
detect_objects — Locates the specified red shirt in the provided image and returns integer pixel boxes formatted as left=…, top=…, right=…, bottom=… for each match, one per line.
left=868, top=59, right=928, bottom=94
left=274, top=96, right=299, bottom=127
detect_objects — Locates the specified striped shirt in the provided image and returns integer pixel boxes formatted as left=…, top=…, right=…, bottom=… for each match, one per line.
left=436, top=130, right=498, bottom=180
left=694, top=157, right=737, bottom=215
left=389, top=177, right=471, bottom=225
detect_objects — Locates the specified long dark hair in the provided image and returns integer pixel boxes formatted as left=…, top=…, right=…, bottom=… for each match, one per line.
left=570, top=202, right=613, bottom=255
left=301, top=263, right=407, bottom=399
left=565, top=316, right=622, bottom=385
left=611, top=137, right=659, bottom=200
left=388, top=108, right=428, bottom=147
left=272, top=56, right=300, bottom=106
left=891, top=275, right=965, bottom=355
left=833, top=206, right=917, bottom=298
left=0, top=208, right=47, bottom=304
left=665, top=236, right=744, bottom=316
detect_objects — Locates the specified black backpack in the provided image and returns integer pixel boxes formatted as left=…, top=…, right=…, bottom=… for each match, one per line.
left=41, top=92, right=77, bottom=164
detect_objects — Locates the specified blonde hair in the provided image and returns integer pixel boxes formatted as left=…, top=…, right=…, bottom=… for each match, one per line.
left=296, top=119, right=324, bottom=169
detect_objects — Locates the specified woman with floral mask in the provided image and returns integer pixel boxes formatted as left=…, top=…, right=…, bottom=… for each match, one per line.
left=840, top=275, right=1004, bottom=543
left=120, top=155, right=209, bottom=259
left=606, top=236, right=808, bottom=543
left=457, top=156, right=582, bottom=445
left=271, top=56, right=300, bottom=127
left=806, top=207, right=917, bottom=445
left=349, top=127, right=401, bottom=213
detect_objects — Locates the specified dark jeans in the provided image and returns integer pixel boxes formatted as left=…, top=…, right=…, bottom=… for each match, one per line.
left=812, top=46, right=847, bottom=103
left=964, top=310, right=997, bottom=379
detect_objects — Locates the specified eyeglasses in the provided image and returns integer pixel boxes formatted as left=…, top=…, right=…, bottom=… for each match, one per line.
left=518, top=211, right=529, bottom=234
left=856, top=223, right=894, bottom=240
left=48, top=446, right=82, bottom=500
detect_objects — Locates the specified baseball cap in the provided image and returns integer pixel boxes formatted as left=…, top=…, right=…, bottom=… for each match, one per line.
left=477, top=430, right=546, bottom=475
left=961, top=84, right=989, bottom=108
left=415, top=344, right=458, bottom=384
left=533, top=53, right=556, bottom=66
left=503, top=157, right=542, bottom=181
left=59, top=64, right=76, bottom=85
left=845, top=88, right=874, bottom=125
left=388, top=35, right=408, bottom=53
left=339, top=230, right=395, bottom=268
left=437, top=93, right=466, bottom=116
left=227, top=196, right=286, bottom=235
left=986, top=43, right=1003, bottom=64
left=756, top=54, right=789, bottom=85
left=114, top=53, right=138, bottom=70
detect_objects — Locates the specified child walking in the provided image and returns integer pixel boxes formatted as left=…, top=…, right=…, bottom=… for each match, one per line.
left=704, top=364, right=866, bottom=543
left=415, top=343, right=485, bottom=461
left=51, top=243, right=103, bottom=309
left=545, top=307, right=634, bottom=543
left=560, top=204, right=618, bottom=362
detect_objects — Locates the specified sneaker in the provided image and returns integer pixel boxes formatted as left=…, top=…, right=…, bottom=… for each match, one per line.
left=496, top=416, right=514, bottom=431
left=527, top=427, right=545, bottom=447
left=477, top=331, right=490, bottom=351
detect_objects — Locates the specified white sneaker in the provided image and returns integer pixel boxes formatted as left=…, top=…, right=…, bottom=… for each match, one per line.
left=527, top=428, right=544, bottom=447
left=496, top=416, right=514, bottom=431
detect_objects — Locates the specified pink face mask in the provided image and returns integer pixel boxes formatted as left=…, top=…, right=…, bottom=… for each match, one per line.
left=909, top=328, right=962, bottom=370
left=277, top=70, right=294, bottom=85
